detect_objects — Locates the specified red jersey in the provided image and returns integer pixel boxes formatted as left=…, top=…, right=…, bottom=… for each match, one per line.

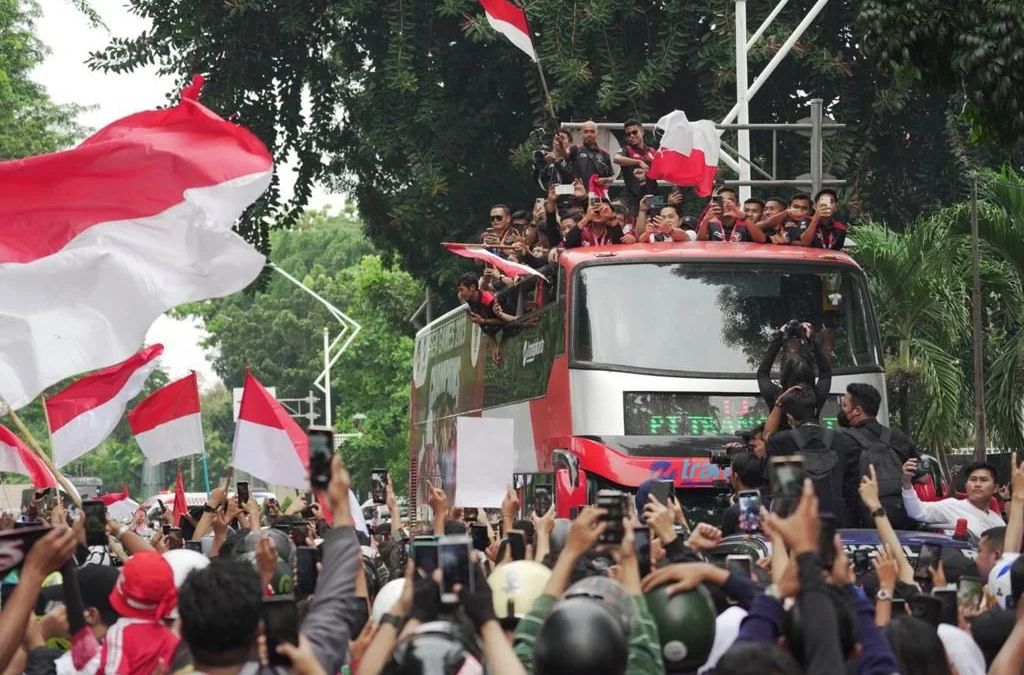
left=100, top=618, right=179, bottom=675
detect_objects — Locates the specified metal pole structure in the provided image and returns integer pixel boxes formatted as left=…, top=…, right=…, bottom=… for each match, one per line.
left=323, top=327, right=332, bottom=429
left=720, top=0, right=832, bottom=129
left=200, top=452, right=211, bottom=495
left=809, top=98, right=823, bottom=198
left=735, top=0, right=752, bottom=202
left=746, top=0, right=790, bottom=51
left=971, top=175, right=987, bottom=461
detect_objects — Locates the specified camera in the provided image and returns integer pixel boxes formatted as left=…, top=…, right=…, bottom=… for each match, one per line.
left=709, top=450, right=731, bottom=468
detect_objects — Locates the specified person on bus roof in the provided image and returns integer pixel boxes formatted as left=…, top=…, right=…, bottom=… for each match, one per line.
left=456, top=272, right=514, bottom=365
left=758, top=321, right=832, bottom=415
left=696, top=188, right=766, bottom=243
left=799, top=189, right=847, bottom=250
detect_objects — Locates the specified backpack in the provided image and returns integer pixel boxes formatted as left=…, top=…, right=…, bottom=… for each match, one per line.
left=845, top=427, right=903, bottom=498
left=793, top=428, right=841, bottom=515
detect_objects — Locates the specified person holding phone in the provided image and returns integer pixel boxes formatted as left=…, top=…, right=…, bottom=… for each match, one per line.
left=614, top=119, right=659, bottom=217
left=798, top=188, right=847, bottom=250
left=901, top=459, right=1005, bottom=539
left=637, top=200, right=691, bottom=242
left=720, top=451, right=767, bottom=537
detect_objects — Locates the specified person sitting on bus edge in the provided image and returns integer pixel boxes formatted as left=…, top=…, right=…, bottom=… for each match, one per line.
left=755, top=196, right=799, bottom=244
left=636, top=198, right=692, bottom=243
left=482, top=204, right=520, bottom=258
left=720, top=450, right=767, bottom=537
left=742, top=197, right=765, bottom=227
left=765, top=385, right=862, bottom=526
left=456, top=271, right=515, bottom=365
left=777, top=193, right=814, bottom=245
left=758, top=321, right=832, bottom=420
left=696, top=188, right=767, bottom=243
left=900, top=459, right=1006, bottom=539
left=614, top=119, right=659, bottom=218
left=837, top=382, right=920, bottom=530
left=563, top=199, right=635, bottom=248
left=799, top=189, right=847, bottom=250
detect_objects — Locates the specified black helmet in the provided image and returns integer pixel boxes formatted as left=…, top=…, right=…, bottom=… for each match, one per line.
left=533, top=597, right=628, bottom=675
left=564, top=575, right=636, bottom=633
left=382, top=621, right=482, bottom=675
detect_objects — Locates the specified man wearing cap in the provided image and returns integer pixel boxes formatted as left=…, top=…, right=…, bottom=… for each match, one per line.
left=100, top=551, right=179, bottom=675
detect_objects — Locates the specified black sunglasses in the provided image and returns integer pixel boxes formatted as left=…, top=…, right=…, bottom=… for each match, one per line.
left=490, top=215, right=504, bottom=221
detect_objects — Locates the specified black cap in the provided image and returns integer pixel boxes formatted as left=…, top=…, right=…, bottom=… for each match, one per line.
left=39, top=564, right=120, bottom=619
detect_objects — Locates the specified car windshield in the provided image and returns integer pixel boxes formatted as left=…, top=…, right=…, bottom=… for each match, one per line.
left=572, top=261, right=881, bottom=375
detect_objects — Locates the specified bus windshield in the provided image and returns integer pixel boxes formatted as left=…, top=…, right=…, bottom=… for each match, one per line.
left=572, top=261, right=881, bottom=375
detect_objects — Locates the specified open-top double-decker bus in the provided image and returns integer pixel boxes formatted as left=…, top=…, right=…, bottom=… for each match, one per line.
left=409, top=242, right=885, bottom=523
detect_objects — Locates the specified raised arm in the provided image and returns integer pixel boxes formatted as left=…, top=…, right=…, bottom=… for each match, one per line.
left=758, top=332, right=785, bottom=407
left=861, top=466, right=915, bottom=583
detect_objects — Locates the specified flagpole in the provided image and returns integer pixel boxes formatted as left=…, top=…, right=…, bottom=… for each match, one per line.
left=191, top=369, right=211, bottom=496
left=534, top=57, right=557, bottom=124
left=39, top=395, right=55, bottom=461
left=1, top=399, right=82, bottom=508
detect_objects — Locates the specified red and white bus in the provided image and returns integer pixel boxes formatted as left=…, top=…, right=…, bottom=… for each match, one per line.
left=408, top=242, right=886, bottom=522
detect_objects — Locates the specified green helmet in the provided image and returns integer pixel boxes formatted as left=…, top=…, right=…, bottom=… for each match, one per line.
left=643, top=583, right=717, bottom=673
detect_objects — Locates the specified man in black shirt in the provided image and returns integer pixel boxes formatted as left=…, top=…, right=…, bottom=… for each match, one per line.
left=766, top=386, right=862, bottom=526
left=567, top=120, right=613, bottom=189
left=720, top=451, right=767, bottom=537
left=614, top=119, right=658, bottom=217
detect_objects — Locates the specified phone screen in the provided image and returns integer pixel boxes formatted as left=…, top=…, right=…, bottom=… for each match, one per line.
left=818, top=516, right=837, bottom=569
left=957, top=576, right=983, bottom=612
left=634, top=529, right=651, bottom=577
left=915, top=543, right=942, bottom=581
left=470, top=523, right=490, bottom=552
left=439, top=536, right=472, bottom=602
left=737, top=490, right=762, bottom=533
left=596, top=490, right=625, bottom=545
left=650, top=480, right=674, bottom=506
left=82, top=500, right=107, bottom=547
left=533, top=489, right=552, bottom=517
left=296, top=547, right=319, bottom=597
left=507, top=531, right=526, bottom=561
left=413, top=537, right=439, bottom=575
left=726, top=555, right=753, bottom=578
left=262, top=597, right=299, bottom=667
left=236, top=482, right=249, bottom=505
left=370, top=469, right=388, bottom=505
left=648, top=195, right=665, bottom=209
left=307, top=428, right=334, bottom=490
left=555, top=184, right=574, bottom=196
left=769, top=457, right=806, bottom=499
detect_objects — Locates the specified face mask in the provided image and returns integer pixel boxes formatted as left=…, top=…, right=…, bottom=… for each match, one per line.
left=836, top=410, right=850, bottom=428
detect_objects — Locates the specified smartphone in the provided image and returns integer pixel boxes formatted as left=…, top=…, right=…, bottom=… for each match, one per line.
left=470, top=523, right=490, bottom=552
left=554, top=184, right=574, bottom=196
left=290, top=523, right=309, bottom=548
left=818, top=515, right=837, bottom=569
left=932, top=585, right=958, bottom=623
left=737, top=490, right=762, bottom=533
left=909, top=594, right=942, bottom=627
left=81, top=499, right=107, bottom=548
left=307, top=426, right=335, bottom=491
left=412, top=536, right=439, bottom=575
left=507, top=531, right=526, bottom=561
left=165, top=527, right=183, bottom=550
left=596, top=490, right=626, bottom=546
left=370, top=469, right=388, bottom=505
left=957, top=576, right=983, bottom=613
left=463, top=508, right=478, bottom=524
left=157, top=499, right=167, bottom=515
left=184, top=540, right=203, bottom=554
left=261, top=595, right=299, bottom=667
left=438, top=535, right=473, bottom=604
left=768, top=456, right=806, bottom=499
left=533, top=489, right=552, bottom=517
left=891, top=598, right=908, bottom=615
left=296, top=547, right=319, bottom=597
left=915, top=543, right=942, bottom=582
left=713, top=195, right=724, bottom=211
left=647, top=195, right=665, bottom=209
left=852, top=549, right=872, bottom=574
left=303, top=491, right=314, bottom=506
left=726, top=554, right=753, bottom=578
left=162, top=524, right=172, bottom=536
left=649, top=480, right=675, bottom=506
left=234, top=481, right=249, bottom=506
left=633, top=528, right=651, bottom=577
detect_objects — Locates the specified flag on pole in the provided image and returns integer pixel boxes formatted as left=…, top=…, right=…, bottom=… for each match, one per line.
left=479, top=0, right=537, bottom=61
left=127, top=372, right=204, bottom=465
left=443, top=244, right=547, bottom=279
left=0, top=424, right=57, bottom=489
left=0, top=74, right=270, bottom=412
left=45, top=345, right=164, bottom=468
left=173, top=467, right=188, bottom=527
left=231, top=372, right=309, bottom=490
left=646, top=110, right=721, bottom=197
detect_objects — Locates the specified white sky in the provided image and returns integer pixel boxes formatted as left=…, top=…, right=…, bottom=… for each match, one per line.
left=32, top=0, right=344, bottom=389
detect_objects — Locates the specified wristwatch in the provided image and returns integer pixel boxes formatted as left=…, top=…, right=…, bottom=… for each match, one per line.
left=764, top=584, right=783, bottom=600
left=203, top=503, right=217, bottom=513
left=870, top=507, right=886, bottom=519
left=380, top=613, right=405, bottom=630
left=876, top=589, right=893, bottom=602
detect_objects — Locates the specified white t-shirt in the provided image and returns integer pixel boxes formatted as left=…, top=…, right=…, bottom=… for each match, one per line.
left=937, top=624, right=987, bottom=675
left=901, top=489, right=1005, bottom=538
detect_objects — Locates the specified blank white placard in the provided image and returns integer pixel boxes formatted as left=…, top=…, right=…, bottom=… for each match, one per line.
left=454, top=417, right=514, bottom=508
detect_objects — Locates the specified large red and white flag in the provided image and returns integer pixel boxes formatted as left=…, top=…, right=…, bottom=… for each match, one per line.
left=0, top=425, right=57, bottom=489
left=100, top=485, right=141, bottom=521
left=444, top=243, right=546, bottom=280
left=479, top=0, right=537, bottom=61
left=647, top=110, right=720, bottom=197
left=127, top=372, right=203, bottom=465
left=45, top=345, right=163, bottom=468
left=0, top=75, right=270, bottom=412
left=231, top=372, right=309, bottom=490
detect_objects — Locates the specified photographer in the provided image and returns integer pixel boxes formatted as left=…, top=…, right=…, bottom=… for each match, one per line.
left=720, top=451, right=767, bottom=537
left=758, top=320, right=832, bottom=416
left=535, top=128, right=574, bottom=190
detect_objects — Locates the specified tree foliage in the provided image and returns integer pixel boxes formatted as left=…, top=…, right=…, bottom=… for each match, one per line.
left=87, top=0, right=1021, bottom=290
left=0, top=0, right=87, bottom=159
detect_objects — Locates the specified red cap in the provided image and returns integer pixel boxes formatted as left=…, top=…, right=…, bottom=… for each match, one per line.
left=953, top=518, right=969, bottom=539
left=109, top=551, right=177, bottom=620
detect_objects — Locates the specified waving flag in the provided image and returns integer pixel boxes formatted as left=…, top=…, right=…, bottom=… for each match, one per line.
left=444, top=243, right=546, bottom=279
left=100, top=486, right=140, bottom=521
left=173, top=467, right=188, bottom=527
left=128, top=372, right=203, bottom=465
left=647, top=110, right=720, bottom=197
left=479, top=0, right=537, bottom=61
left=45, top=345, right=163, bottom=468
left=0, top=75, right=270, bottom=411
left=231, top=372, right=309, bottom=490
left=0, top=425, right=57, bottom=489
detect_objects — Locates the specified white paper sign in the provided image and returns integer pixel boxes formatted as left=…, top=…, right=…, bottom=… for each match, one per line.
left=454, top=417, right=514, bottom=508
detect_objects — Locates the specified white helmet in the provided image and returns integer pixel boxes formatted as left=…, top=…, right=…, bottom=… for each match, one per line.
left=988, top=553, right=1020, bottom=609
left=371, top=578, right=406, bottom=627
left=163, top=549, right=210, bottom=619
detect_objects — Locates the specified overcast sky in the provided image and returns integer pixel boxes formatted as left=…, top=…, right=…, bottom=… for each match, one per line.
left=33, top=0, right=343, bottom=389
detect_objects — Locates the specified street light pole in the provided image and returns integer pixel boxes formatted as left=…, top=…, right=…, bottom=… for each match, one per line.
left=971, top=174, right=987, bottom=461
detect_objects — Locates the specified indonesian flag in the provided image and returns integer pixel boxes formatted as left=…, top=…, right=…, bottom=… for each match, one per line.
left=128, top=372, right=203, bottom=465
left=647, top=110, right=720, bottom=197
left=0, top=424, right=57, bottom=489
left=173, top=467, right=188, bottom=526
left=231, top=371, right=309, bottom=490
left=444, top=243, right=546, bottom=279
left=99, top=486, right=140, bottom=521
left=479, top=0, right=537, bottom=61
left=45, top=345, right=163, bottom=468
left=0, top=74, right=270, bottom=412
